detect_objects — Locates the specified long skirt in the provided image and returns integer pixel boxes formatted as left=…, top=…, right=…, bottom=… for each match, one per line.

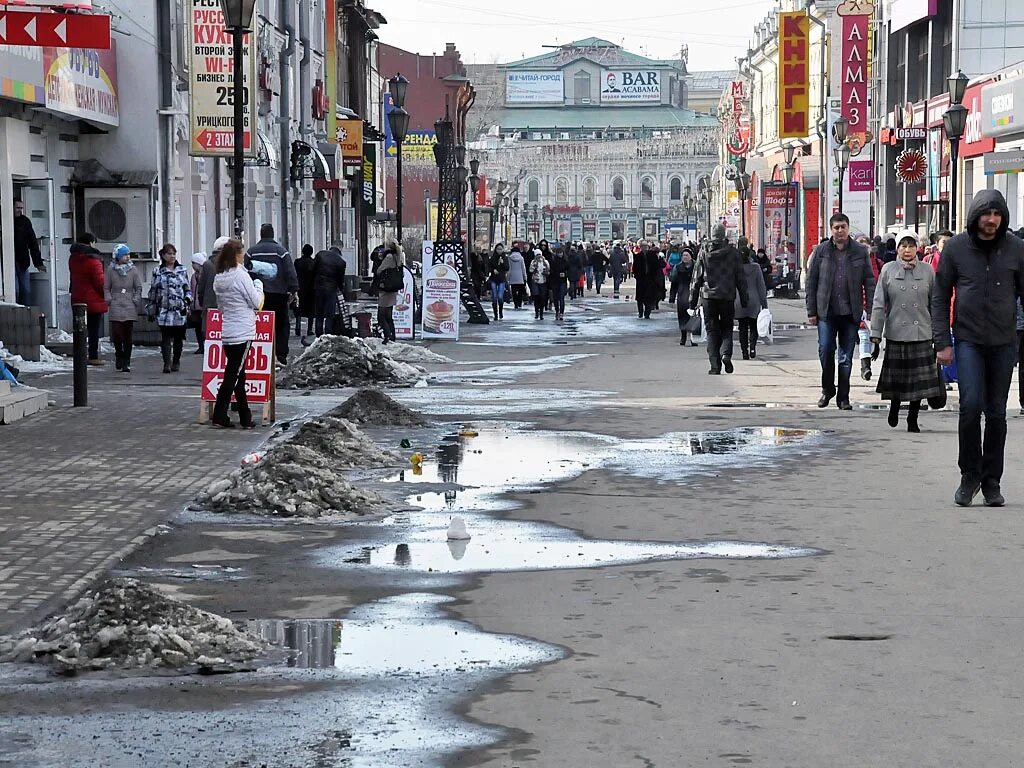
left=876, top=339, right=945, bottom=401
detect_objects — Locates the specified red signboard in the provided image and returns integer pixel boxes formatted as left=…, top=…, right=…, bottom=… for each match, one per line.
left=201, top=309, right=275, bottom=403
left=0, top=10, right=110, bottom=48
left=960, top=80, right=995, bottom=159
left=841, top=13, right=869, bottom=136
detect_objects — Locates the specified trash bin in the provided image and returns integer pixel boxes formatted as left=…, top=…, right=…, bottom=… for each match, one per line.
left=29, top=270, right=49, bottom=311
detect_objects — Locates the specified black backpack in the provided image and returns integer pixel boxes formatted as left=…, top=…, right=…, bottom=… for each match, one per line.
left=378, top=266, right=404, bottom=293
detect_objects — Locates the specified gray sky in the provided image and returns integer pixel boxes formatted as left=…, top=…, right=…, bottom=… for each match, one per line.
left=371, top=0, right=778, bottom=71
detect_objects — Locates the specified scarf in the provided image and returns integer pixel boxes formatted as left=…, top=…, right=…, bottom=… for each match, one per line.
left=113, top=261, right=134, bottom=276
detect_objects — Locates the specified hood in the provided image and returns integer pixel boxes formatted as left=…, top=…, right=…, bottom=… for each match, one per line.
left=966, top=188, right=1011, bottom=241
left=508, top=251, right=525, bottom=263
left=70, top=243, right=101, bottom=258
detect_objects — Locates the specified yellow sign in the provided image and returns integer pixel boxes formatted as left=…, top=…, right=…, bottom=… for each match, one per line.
left=336, top=118, right=363, bottom=168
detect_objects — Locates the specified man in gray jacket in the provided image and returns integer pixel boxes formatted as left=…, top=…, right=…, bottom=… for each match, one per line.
left=805, top=213, right=876, bottom=410
left=248, top=223, right=298, bottom=365
left=689, top=224, right=749, bottom=374
left=933, top=189, right=1024, bottom=507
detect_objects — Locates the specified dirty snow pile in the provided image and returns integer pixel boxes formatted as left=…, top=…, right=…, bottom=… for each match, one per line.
left=0, top=578, right=267, bottom=675
left=365, top=339, right=453, bottom=365
left=194, top=416, right=397, bottom=518
left=329, top=387, right=426, bottom=426
left=0, top=340, right=71, bottom=373
left=278, top=335, right=424, bottom=389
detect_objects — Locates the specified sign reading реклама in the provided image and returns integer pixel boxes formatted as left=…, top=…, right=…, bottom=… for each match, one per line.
left=600, top=70, right=661, bottom=103
left=506, top=71, right=564, bottom=104
left=186, top=0, right=258, bottom=158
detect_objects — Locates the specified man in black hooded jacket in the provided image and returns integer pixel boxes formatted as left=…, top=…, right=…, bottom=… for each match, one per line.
left=689, top=224, right=748, bottom=374
left=933, top=189, right=1024, bottom=507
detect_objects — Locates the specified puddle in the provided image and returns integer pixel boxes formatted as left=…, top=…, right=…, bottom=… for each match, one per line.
left=111, top=565, right=246, bottom=581
left=387, top=387, right=614, bottom=416
left=0, top=594, right=559, bottom=768
left=316, top=425, right=822, bottom=580
left=430, top=353, right=595, bottom=384
left=456, top=306, right=673, bottom=348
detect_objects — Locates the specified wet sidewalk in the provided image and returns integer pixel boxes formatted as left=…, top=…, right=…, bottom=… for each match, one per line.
left=0, top=350, right=278, bottom=636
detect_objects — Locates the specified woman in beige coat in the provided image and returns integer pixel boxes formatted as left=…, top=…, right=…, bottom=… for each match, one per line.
left=373, top=240, right=406, bottom=343
left=870, top=230, right=945, bottom=432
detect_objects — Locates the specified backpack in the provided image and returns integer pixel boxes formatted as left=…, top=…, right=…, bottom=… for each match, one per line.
left=378, top=266, right=404, bottom=293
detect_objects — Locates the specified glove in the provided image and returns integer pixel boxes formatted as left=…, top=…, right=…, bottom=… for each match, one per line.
left=871, top=340, right=881, bottom=361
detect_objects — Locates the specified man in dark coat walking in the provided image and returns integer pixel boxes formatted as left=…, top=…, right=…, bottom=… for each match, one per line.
left=689, top=225, right=748, bottom=374
left=247, top=223, right=298, bottom=365
left=933, top=189, right=1024, bottom=507
left=13, top=199, right=44, bottom=305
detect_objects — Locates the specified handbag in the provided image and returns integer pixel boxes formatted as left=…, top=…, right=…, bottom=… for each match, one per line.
left=928, top=364, right=948, bottom=410
left=379, top=266, right=404, bottom=293
left=684, top=311, right=702, bottom=335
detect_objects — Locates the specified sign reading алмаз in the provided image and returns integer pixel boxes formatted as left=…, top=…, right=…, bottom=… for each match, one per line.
left=186, top=0, right=257, bottom=157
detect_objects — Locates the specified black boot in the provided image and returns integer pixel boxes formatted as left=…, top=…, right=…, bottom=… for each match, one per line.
left=498, top=302, right=504, bottom=319
left=492, top=301, right=499, bottom=321
left=888, top=399, right=901, bottom=428
left=114, top=353, right=123, bottom=372
left=749, top=340, right=757, bottom=359
left=741, top=346, right=750, bottom=360
left=907, top=400, right=921, bottom=433
left=680, top=330, right=687, bottom=346
left=161, top=339, right=172, bottom=374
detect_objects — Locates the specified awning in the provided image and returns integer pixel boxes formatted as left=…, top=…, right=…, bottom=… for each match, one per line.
left=290, top=138, right=330, bottom=182
left=255, top=131, right=278, bottom=169
left=313, top=141, right=341, bottom=190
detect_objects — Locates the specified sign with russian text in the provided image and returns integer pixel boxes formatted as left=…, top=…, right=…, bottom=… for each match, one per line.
left=337, top=118, right=363, bottom=168
left=848, top=159, right=874, bottom=192
left=186, top=0, right=257, bottom=157
left=506, top=71, right=563, bottom=104
left=43, top=43, right=118, bottom=126
left=600, top=70, right=660, bottom=103
left=421, top=263, right=461, bottom=340
left=841, top=13, right=869, bottom=136
left=201, top=309, right=274, bottom=403
left=394, top=266, right=415, bottom=340
left=778, top=12, right=810, bottom=138
left=760, top=183, right=798, bottom=262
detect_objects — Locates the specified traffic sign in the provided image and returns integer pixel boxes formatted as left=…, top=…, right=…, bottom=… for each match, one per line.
left=0, top=10, right=110, bottom=48
left=201, top=309, right=275, bottom=405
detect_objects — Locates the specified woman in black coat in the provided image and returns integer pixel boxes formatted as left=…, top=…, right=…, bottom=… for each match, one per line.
left=672, top=249, right=697, bottom=344
left=547, top=247, right=570, bottom=321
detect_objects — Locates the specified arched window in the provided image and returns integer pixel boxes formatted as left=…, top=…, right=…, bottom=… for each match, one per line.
left=612, top=176, right=624, bottom=202
left=555, top=177, right=570, bottom=204
left=583, top=177, right=597, bottom=205
left=527, top=178, right=540, bottom=203
left=641, top=176, right=655, bottom=203
left=669, top=177, right=682, bottom=201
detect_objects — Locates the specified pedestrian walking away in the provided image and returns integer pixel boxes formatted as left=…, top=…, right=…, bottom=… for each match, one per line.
left=689, top=224, right=748, bottom=374
left=373, top=240, right=405, bottom=343
left=148, top=243, right=192, bottom=374
left=805, top=213, right=876, bottom=409
left=68, top=232, right=108, bottom=365
left=312, top=245, right=347, bottom=338
left=12, top=197, right=45, bottom=306
left=932, top=189, right=1024, bottom=507
left=609, top=243, right=628, bottom=298
left=212, top=238, right=263, bottom=429
left=870, top=230, right=945, bottom=433
left=188, top=252, right=207, bottom=353
left=247, top=223, right=298, bottom=366
left=567, top=246, right=585, bottom=300
left=507, top=244, right=528, bottom=309
left=529, top=248, right=550, bottom=319
left=294, top=243, right=316, bottom=345
left=589, top=246, right=608, bottom=295
left=735, top=247, right=769, bottom=360
left=104, top=243, right=143, bottom=373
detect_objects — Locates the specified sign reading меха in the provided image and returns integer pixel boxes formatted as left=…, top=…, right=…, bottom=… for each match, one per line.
left=506, top=71, right=564, bottom=104
left=600, top=70, right=660, bottom=103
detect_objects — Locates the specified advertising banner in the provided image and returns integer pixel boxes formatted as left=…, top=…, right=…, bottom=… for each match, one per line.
left=337, top=118, right=364, bottom=168
left=848, top=159, right=874, bottom=192
left=362, top=143, right=377, bottom=217
left=421, top=263, right=461, bottom=340
left=387, top=130, right=436, bottom=160
left=394, top=267, right=415, bottom=340
left=201, top=309, right=274, bottom=403
left=960, top=81, right=995, bottom=158
left=761, top=183, right=798, bottom=262
left=325, top=0, right=337, bottom=144
left=186, top=0, right=256, bottom=156
left=43, top=43, right=118, bottom=126
left=600, top=70, right=660, bottom=103
left=840, top=12, right=870, bottom=138
left=0, top=45, right=44, bottom=104
left=778, top=12, right=810, bottom=138
left=506, top=71, right=563, bottom=104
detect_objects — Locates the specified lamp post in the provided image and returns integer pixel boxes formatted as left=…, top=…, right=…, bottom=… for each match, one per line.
left=468, top=172, right=480, bottom=254
left=387, top=74, right=410, bottom=244
left=944, top=70, right=970, bottom=231
left=734, top=157, right=750, bottom=239
left=220, top=0, right=257, bottom=239
left=512, top=195, right=519, bottom=240
left=833, top=143, right=851, bottom=213
left=780, top=160, right=795, bottom=262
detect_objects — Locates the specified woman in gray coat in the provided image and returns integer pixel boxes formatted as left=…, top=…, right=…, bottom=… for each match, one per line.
left=735, top=252, right=768, bottom=359
left=103, top=243, right=142, bottom=373
left=373, top=240, right=405, bottom=343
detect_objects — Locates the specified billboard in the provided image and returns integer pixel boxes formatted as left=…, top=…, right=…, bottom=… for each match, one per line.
left=600, top=70, right=660, bottom=103
left=889, top=0, right=938, bottom=32
left=506, top=71, right=563, bottom=104
left=43, top=43, right=119, bottom=126
left=778, top=12, right=810, bottom=138
left=761, top=183, right=798, bottom=262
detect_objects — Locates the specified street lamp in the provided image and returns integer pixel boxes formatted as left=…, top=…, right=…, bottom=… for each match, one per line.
left=387, top=74, right=410, bottom=243
left=468, top=173, right=480, bottom=253
left=512, top=195, right=519, bottom=240
left=833, top=143, right=851, bottom=212
left=220, top=0, right=257, bottom=238
left=944, top=71, right=970, bottom=231
left=734, top=158, right=750, bottom=239
left=781, top=161, right=794, bottom=261
left=832, top=115, right=849, bottom=146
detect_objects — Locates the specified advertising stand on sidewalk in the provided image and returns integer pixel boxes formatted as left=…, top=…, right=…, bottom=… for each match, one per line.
left=420, top=263, right=461, bottom=340
left=198, top=309, right=276, bottom=424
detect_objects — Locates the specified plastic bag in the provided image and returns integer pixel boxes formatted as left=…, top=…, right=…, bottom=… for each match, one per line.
left=756, top=307, right=773, bottom=341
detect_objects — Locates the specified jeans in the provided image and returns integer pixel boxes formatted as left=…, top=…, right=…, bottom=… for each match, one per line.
left=956, top=340, right=1017, bottom=485
left=15, top=267, right=31, bottom=306
left=738, top=317, right=758, bottom=354
left=585, top=266, right=593, bottom=290
left=263, top=293, right=291, bottom=363
left=213, top=341, right=252, bottom=425
left=551, top=283, right=566, bottom=315
left=703, top=298, right=735, bottom=369
left=490, top=280, right=507, bottom=304
left=314, top=289, right=338, bottom=336
left=594, top=272, right=605, bottom=294
left=613, top=274, right=623, bottom=296
left=87, top=312, right=103, bottom=360
left=817, top=314, right=860, bottom=401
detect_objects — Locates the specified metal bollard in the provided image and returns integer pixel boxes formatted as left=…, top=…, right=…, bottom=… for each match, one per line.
left=72, top=303, right=87, bottom=407
left=38, top=313, right=47, bottom=347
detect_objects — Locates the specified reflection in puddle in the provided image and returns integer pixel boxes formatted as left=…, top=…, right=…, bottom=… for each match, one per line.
left=456, top=305, right=672, bottom=347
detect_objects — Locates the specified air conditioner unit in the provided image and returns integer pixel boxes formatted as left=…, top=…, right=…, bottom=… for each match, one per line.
left=82, top=187, right=154, bottom=258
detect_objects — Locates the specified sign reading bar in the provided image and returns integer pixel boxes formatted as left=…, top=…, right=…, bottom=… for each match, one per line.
left=600, top=69, right=660, bottom=103
left=778, top=12, right=810, bottom=138
left=186, top=0, right=257, bottom=157
left=506, top=71, right=563, bottom=104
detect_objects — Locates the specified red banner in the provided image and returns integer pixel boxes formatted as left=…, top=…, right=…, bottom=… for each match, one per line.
left=778, top=12, right=810, bottom=138
left=201, top=309, right=275, bottom=403
left=841, top=14, right=869, bottom=136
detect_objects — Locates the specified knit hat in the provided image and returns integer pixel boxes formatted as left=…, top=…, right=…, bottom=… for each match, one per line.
left=112, top=243, right=130, bottom=260
left=712, top=223, right=727, bottom=242
left=212, top=235, right=231, bottom=253
left=191, top=251, right=207, bottom=266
